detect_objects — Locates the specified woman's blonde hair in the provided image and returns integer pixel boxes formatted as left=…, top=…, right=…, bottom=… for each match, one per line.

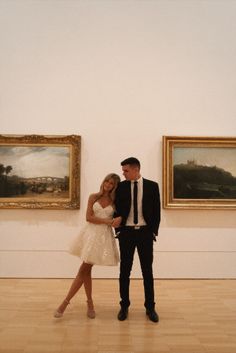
left=97, top=173, right=120, bottom=202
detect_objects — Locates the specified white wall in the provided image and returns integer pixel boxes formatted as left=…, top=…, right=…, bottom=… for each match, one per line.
left=0, top=0, right=236, bottom=278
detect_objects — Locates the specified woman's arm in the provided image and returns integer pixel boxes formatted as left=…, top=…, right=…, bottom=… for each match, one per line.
left=86, top=194, right=112, bottom=225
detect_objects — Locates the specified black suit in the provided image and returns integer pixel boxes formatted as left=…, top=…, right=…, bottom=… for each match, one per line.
left=114, top=178, right=161, bottom=310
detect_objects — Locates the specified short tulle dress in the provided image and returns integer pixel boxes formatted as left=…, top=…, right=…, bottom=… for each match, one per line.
left=69, top=201, right=119, bottom=266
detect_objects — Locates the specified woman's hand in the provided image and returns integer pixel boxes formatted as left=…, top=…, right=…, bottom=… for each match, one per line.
left=105, top=218, right=113, bottom=226
left=111, top=217, right=122, bottom=228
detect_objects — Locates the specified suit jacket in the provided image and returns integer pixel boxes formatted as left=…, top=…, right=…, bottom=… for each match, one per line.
left=114, top=178, right=161, bottom=236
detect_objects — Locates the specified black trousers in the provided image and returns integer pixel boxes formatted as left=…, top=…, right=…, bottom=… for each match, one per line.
left=118, top=227, right=155, bottom=310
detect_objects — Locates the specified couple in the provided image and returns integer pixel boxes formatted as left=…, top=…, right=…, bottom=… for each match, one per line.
left=54, top=157, right=161, bottom=323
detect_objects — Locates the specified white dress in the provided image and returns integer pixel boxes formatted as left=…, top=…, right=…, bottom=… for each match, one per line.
left=69, top=201, right=119, bottom=266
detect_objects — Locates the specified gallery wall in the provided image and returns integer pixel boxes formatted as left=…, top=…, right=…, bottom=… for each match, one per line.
left=0, top=0, right=236, bottom=278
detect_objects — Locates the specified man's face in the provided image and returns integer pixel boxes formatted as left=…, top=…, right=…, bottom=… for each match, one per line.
left=122, top=164, right=140, bottom=181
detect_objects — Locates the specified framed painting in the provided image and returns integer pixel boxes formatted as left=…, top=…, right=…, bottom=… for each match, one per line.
left=163, top=136, right=236, bottom=209
left=0, top=134, right=81, bottom=209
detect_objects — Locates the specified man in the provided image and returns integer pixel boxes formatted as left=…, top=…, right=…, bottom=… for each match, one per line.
left=113, top=157, right=161, bottom=323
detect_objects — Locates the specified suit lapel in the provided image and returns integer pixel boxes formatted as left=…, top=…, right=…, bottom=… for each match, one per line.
left=126, top=180, right=132, bottom=206
left=142, top=178, right=147, bottom=207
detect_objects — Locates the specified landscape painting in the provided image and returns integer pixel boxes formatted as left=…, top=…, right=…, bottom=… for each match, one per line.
left=0, top=134, right=81, bottom=209
left=163, top=136, right=236, bottom=209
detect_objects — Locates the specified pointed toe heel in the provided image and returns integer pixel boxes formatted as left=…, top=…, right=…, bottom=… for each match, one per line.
left=87, top=300, right=96, bottom=319
left=53, top=299, right=70, bottom=318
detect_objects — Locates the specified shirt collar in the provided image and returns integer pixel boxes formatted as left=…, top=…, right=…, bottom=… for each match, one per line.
left=131, top=176, right=142, bottom=183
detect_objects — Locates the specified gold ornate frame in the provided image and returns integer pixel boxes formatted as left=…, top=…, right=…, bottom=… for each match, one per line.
left=0, top=134, right=81, bottom=209
left=163, top=136, right=236, bottom=209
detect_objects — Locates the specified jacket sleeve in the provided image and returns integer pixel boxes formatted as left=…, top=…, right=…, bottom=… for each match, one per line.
left=114, top=181, right=131, bottom=227
left=153, top=182, right=161, bottom=236
left=143, top=179, right=161, bottom=236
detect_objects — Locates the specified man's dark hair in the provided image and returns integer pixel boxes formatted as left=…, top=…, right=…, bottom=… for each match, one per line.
left=121, top=157, right=140, bottom=168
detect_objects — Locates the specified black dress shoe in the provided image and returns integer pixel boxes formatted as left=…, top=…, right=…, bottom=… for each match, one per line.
left=146, top=309, right=159, bottom=323
left=117, top=308, right=128, bottom=321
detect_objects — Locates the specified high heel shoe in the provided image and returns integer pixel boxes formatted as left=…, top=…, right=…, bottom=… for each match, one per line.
left=53, top=299, right=70, bottom=318
left=87, top=300, right=96, bottom=319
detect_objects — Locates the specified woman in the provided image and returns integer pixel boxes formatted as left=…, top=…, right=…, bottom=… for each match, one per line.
left=54, top=173, right=120, bottom=319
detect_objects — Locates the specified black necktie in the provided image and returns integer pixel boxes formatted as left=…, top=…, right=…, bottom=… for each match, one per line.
left=133, top=181, right=138, bottom=224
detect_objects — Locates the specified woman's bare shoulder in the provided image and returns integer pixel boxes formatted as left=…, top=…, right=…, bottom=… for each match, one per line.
left=88, top=193, right=99, bottom=203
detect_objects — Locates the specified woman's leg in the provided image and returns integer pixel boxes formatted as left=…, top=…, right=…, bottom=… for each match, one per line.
left=82, top=264, right=95, bottom=318
left=83, top=264, right=93, bottom=302
left=55, top=262, right=92, bottom=315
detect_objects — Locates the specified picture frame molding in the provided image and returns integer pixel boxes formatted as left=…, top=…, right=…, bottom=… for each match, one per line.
left=0, top=134, right=81, bottom=210
left=163, top=136, right=236, bottom=210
